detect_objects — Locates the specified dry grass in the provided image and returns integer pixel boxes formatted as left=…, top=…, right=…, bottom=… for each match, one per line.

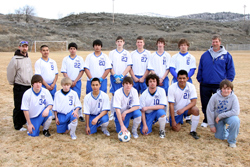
left=0, top=50, right=249, bottom=167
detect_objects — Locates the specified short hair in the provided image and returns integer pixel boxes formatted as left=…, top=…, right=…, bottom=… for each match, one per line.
left=212, top=35, right=221, bottom=42
left=93, top=39, right=103, bottom=47
left=40, top=45, right=49, bottom=51
left=156, top=37, right=166, bottom=45
left=220, top=79, right=233, bottom=90
left=61, top=77, right=72, bottom=86
left=68, top=42, right=78, bottom=50
left=122, top=76, right=133, bottom=85
left=116, top=36, right=124, bottom=42
left=178, top=38, right=190, bottom=48
left=177, top=70, right=188, bottom=77
left=31, top=75, right=43, bottom=86
left=91, top=77, right=101, bottom=84
left=146, top=74, right=159, bottom=86
left=136, top=36, right=145, bottom=41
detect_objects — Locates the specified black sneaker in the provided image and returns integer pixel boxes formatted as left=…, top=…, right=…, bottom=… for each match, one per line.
left=186, top=119, right=192, bottom=125
left=190, top=131, right=199, bottom=139
left=79, top=116, right=85, bottom=122
left=43, top=129, right=51, bottom=137
left=159, top=130, right=165, bottom=138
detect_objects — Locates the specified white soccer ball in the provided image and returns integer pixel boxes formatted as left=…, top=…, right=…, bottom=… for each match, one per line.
left=118, top=131, right=131, bottom=142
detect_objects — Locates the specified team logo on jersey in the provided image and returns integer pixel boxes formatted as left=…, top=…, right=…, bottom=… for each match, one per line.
left=99, top=99, right=102, bottom=102
left=216, top=100, right=228, bottom=114
left=68, top=96, right=73, bottom=100
left=220, top=56, right=224, bottom=60
left=41, top=95, right=45, bottom=99
left=75, top=60, right=80, bottom=63
left=163, top=57, right=166, bottom=65
left=155, top=95, right=159, bottom=99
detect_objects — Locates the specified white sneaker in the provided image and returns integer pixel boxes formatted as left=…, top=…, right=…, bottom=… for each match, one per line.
left=103, top=130, right=110, bottom=136
left=201, top=122, right=208, bottom=128
left=229, top=143, right=236, bottom=148
left=132, top=131, right=139, bottom=139
left=19, top=127, right=27, bottom=131
left=70, top=133, right=77, bottom=140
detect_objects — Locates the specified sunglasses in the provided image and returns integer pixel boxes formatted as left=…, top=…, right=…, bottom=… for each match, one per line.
left=19, top=41, right=29, bottom=46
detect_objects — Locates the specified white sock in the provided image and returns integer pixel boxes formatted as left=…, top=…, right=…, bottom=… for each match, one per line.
left=101, top=122, right=109, bottom=131
left=110, top=96, right=114, bottom=116
left=43, top=116, right=52, bottom=130
left=132, top=116, right=141, bottom=133
left=70, top=120, right=78, bottom=135
left=78, top=109, right=83, bottom=117
left=158, top=116, right=166, bottom=131
left=191, top=115, right=200, bottom=132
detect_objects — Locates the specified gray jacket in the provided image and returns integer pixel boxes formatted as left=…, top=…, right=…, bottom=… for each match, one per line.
left=207, top=89, right=240, bottom=128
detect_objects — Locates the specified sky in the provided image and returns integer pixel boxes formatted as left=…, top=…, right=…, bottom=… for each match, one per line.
left=1, top=0, right=250, bottom=19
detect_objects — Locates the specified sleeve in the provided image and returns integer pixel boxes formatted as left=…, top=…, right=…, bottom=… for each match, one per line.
left=131, top=89, right=140, bottom=107
left=7, top=57, right=17, bottom=85
left=21, top=91, right=30, bottom=111
left=196, top=54, right=204, bottom=83
left=147, top=54, right=154, bottom=71
left=126, top=51, right=132, bottom=66
left=206, top=94, right=216, bottom=128
left=159, top=88, right=167, bottom=106
left=113, top=91, right=122, bottom=109
left=84, top=55, right=90, bottom=69
left=83, top=95, right=90, bottom=115
left=169, top=67, right=177, bottom=79
left=74, top=92, right=82, bottom=110
left=54, top=61, right=58, bottom=75
left=61, top=57, right=67, bottom=73
left=217, top=94, right=240, bottom=119
left=188, top=68, right=195, bottom=78
left=46, top=90, right=53, bottom=106
left=168, top=85, right=175, bottom=103
left=190, top=55, right=196, bottom=69
left=34, top=59, right=42, bottom=75
left=80, top=57, right=84, bottom=72
left=189, top=84, right=197, bottom=100
left=139, top=92, right=146, bottom=109
left=105, top=54, right=112, bottom=70
left=169, top=55, right=176, bottom=68
left=109, top=51, right=113, bottom=66
left=102, top=93, right=110, bottom=111
left=165, top=53, right=171, bottom=70
left=226, top=53, right=235, bottom=82
left=52, top=92, right=57, bottom=111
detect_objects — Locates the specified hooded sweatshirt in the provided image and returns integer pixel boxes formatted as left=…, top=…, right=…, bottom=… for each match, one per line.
left=7, top=50, right=33, bottom=86
left=206, top=89, right=240, bottom=128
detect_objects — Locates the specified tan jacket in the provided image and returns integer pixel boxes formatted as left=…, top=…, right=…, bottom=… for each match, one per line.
left=7, top=54, right=33, bottom=86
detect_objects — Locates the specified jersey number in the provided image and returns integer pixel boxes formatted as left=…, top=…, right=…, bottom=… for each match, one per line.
left=121, top=56, right=127, bottom=62
left=39, top=99, right=46, bottom=105
left=141, top=57, right=147, bottom=62
left=154, top=99, right=160, bottom=105
left=163, top=59, right=166, bottom=65
left=74, top=62, right=80, bottom=68
left=69, top=99, right=73, bottom=105
left=183, top=93, right=189, bottom=99
left=99, top=60, right=105, bottom=66
left=51, top=65, right=54, bottom=70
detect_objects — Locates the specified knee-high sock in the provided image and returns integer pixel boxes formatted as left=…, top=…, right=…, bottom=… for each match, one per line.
left=70, top=120, right=78, bottom=135
left=132, top=116, right=141, bottom=133
left=191, top=115, right=200, bottom=132
left=101, top=122, right=109, bottom=131
left=158, top=116, right=166, bottom=131
left=110, top=96, right=114, bottom=116
left=78, top=109, right=83, bottom=117
left=43, top=116, right=52, bottom=130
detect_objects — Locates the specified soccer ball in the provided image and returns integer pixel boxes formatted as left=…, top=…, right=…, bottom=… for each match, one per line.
left=118, top=131, right=131, bottom=142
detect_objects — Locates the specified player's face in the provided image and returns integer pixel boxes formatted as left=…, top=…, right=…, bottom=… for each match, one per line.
left=19, top=45, right=28, bottom=55
left=221, top=85, right=232, bottom=97
left=94, top=45, right=102, bottom=53
left=123, top=82, right=133, bottom=92
left=116, top=40, right=125, bottom=48
left=69, top=47, right=77, bottom=56
left=33, top=82, right=42, bottom=93
left=179, top=43, right=188, bottom=53
left=177, top=74, right=188, bottom=88
left=136, top=40, right=144, bottom=50
left=157, top=42, right=165, bottom=49
left=212, top=39, right=221, bottom=51
left=40, top=47, right=49, bottom=58
left=62, top=84, right=71, bottom=92
left=91, top=81, right=101, bottom=92
left=148, top=78, right=157, bottom=89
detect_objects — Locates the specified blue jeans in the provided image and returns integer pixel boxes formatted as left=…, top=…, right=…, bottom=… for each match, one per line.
left=214, top=116, right=240, bottom=144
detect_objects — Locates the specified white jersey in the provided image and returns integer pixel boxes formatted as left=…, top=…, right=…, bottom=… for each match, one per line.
left=21, top=88, right=53, bottom=118
left=170, top=52, right=196, bottom=73
left=52, top=89, right=81, bottom=115
left=84, top=52, right=112, bottom=80
left=113, top=87, right=140, bottom=114
left=35, top=58, right=58, bottom=84
left=131, top=49, right=151, bottom=76
left=109, top=49, right=132, bottom=75
left=61, top=55, right=84, bottom=81
left=147, top=51, right=171, bottom=78
left=83, top=91, right=110, bottom=115
left=140, top=87, right=167, bottom=114
left=168, top=82, right=197, bottom=116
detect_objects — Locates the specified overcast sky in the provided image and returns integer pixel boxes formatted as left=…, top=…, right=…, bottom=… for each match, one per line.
left=1, top=0, right=250, bottom=19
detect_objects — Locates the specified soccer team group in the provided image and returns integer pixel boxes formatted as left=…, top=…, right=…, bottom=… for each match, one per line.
left=7, top=35, right=240, bottom=147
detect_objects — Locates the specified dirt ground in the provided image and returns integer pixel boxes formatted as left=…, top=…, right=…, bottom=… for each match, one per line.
left=0, top=50, right=249, bottom=167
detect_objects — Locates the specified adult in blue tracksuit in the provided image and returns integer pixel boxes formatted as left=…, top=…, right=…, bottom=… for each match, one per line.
left=196, top=35, right=235, bottom=128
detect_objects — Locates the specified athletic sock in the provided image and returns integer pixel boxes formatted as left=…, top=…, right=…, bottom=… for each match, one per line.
left=191, top=115, right=200, bottom=132
left=110, top=96, right=114, bottom=116
left=70, top=120, right=78, bottom=136
left=101, top=122, right=109, bottom=131
left=78, top=109, right=83, bottom=117
left=158, top=116, right=166, bottom=131
left=43, top=116, right=52, bottom=130
left=132, top=116, right=141, bottom=133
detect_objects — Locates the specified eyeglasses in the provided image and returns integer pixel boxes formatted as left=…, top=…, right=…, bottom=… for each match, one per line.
left=19, top=41, right=29, bottom=46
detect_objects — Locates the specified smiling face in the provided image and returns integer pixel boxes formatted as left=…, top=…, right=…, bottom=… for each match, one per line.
left=91, top=80, right=101, bottom=93
left=221, top=85, right=232, bottom=97
left=136, top=39, right=144, bottom=50
left=148, top=78, right=157, bottom=90
left=212, top=38, right=221, bottom=52
left=177, top=74, right=188, bottom=89
left=40, top=46, right=49, bottom=59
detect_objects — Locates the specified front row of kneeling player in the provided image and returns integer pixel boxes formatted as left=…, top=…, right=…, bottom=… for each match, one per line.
left=21, top=70, right=240, bottom=147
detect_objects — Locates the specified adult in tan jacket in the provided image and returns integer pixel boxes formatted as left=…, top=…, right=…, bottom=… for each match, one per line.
left=7, top=41, right=33, bottom=131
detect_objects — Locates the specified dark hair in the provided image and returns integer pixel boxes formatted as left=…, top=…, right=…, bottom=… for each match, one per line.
left=146, top=74, right=159, bottom=86
left=91, top=77, right=101, bottom=84
left=122, top=76, right=133, bottom=85
left=136, top=36, right=144, bottom=41
left=178, top=38, right=190, bottom=48
left=31, top=75, right=43, bottom=86
left=177, top=70, right=188, bottom=77
left=68, top=42, right=78, bottom=50
left=93, top=39, right=103, bottom=47
left=40, top=45, right=49, bottom=51
left=220, top=79, right=233, bottom=90
left=116, top=36, right=124, bottom=41
left=156, top=37, right=166, bottom=45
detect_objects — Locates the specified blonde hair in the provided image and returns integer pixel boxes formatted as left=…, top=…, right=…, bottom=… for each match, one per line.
left=61, top=77, right=72, bottom=86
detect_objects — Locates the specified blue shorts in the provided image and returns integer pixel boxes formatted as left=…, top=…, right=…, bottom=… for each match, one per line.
left=88, top=113, right=109, bottom=134
left=169, top=110, right=189, bottom=127
left=159, top=77, right=169, bottom=96
left=133, top=75, right=147, bottom=94
left=42, top=83, right=57, bottom=100
left=114, top=109, right=142, bottom=133
left=140, top=109, right=166, bottom=134
left=71, top=80, right=82, bottom=99
left=86, top=79, right=107, bottom=94
left=28, top=109, right=53, bottom=137
left=110, top=75, right=123, bottom=94
left=56, top=110, right=77, bottom=133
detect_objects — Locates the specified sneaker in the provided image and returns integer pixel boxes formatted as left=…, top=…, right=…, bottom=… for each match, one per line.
left=166, top=117, right=169, bottom=124
left=201, top=122, right=208, bottom=128
left=159, top=130, right=165, bottom=138
left=43, top=129, right=51, bottom=137
left=103, top=130, right=110, bottom=136
left=186, top=120, right=192, bottom=125
left=71, top=133, right=77, bottom=140
left=229, top=143, right=236, bottom=148
left=79, top=116, right=85, bottom=122
left=132, top=131, right=139, bottom=139
left=190, top=131, right=199, bottom=139
left=19, top=127, right=27, bottom=131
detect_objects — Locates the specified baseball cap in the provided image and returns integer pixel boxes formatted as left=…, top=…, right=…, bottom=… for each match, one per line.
left=19, top=41, right=29, bottom=46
